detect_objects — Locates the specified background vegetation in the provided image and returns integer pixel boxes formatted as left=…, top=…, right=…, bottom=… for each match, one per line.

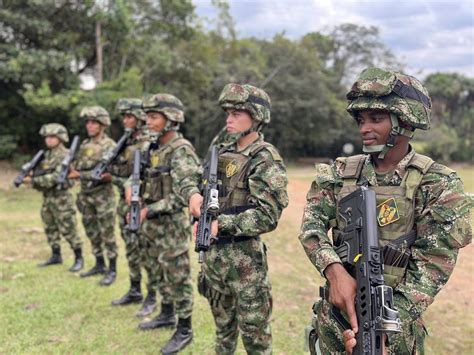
left=0, top=0, right=472, bottom=162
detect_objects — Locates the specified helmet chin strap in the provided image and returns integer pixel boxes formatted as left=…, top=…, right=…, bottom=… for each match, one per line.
left=148, top=121, right=179, bottom=141
left=227, top=120, right=263, bottom=143
left=362, top=113, right=414, bottom=159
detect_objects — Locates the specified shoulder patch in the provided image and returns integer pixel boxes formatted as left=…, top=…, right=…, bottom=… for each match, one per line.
left=314, top=163, right=336, bottom=188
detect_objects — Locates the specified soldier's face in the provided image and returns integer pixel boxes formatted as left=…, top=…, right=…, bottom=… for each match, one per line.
left=356, top=110, right=392, bottom=147
left=123, top=114, right=138, bottom=129
left=45, top=136, right=61, bottom=149
left=86, top=120, right=103, bottom=138
left=146, top=112, right=167, bottom=132
left=226, top=109, right=252, bottom=134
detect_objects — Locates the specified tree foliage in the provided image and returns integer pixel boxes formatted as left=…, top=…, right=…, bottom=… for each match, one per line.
left=0, top=1, right=471, bottom=162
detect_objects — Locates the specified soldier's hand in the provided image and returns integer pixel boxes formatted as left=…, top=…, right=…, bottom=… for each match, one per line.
left=211, top=220, right=218, bottom=237
left=140, top=207, right=148, bottom=223
left=125, top=187, right=132, bottom=205
left=68, top=169, right=81, bottom=180
left=343, top=330, right=387, bottom=355
left=23, top=176, right=32, bottom=184
left=192, top=221, right=198, bottom=241
left=325, top=263, right=358, bottom=334
left=101, top=172, right=112, bottom=183
left=189, top=193, right=203, bottom=218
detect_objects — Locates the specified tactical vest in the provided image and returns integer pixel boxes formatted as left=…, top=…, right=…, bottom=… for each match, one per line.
left=76, top=139, right=106, bottom=171
left=110, top=140, right=140, bottom=178
left=332, top=153, right=436, bottom=288
left=142, top=137, right=194, bottom=204
left=33, top=148, right=66, bottom=192
left=217, top=142, right=281, bottom=214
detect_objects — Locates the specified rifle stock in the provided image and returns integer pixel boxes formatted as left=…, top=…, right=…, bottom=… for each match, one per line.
left=13, top=150, right=45, bottom=187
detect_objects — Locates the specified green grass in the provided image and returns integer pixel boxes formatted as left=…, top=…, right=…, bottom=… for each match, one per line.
left=0, top=165, right=472, bottom=354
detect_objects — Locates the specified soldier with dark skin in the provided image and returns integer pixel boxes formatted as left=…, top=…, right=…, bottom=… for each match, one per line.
left=189, top=84, right=289, bottom=354
left=124, top=94, right=200, bottom=354
left=109, top=99, right=158, bottom=317
left=23, top=124, right=83, bottom=272
left=299, top=68, right=472, bottom=354
left=68, top=106, right=119, bottom=286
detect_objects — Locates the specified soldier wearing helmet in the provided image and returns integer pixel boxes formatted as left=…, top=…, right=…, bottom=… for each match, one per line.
left=24, top=123, right=83, bottom=271
left=299, top=68, right=472, bottom=354
left=124, top=93, right=200, bottom=354
left=68, top=106, right=119, bottom=286
left=109, top=98, right=158, bottom=315
left=188, top=83, right=289, bottom=354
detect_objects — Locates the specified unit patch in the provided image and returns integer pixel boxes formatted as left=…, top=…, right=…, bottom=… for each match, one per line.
left=377, top=197, right=400, bottom=227
left=226, top=160, right=239, bottom=178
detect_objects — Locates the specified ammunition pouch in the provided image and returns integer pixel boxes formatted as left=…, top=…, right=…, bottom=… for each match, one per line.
left=197, top=270, right=232, bottom=308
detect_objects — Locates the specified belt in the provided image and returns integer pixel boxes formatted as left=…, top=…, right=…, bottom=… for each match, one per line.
left=215, top=235, right=256, bottom=245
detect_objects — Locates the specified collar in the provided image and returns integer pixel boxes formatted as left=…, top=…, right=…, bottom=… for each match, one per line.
left=222, top=133, right=264, bottom=156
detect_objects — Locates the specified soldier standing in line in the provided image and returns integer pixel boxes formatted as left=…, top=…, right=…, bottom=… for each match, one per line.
left=125, top=94, right=200, bottom=354
left=68, top=106, right=119, bottom=286
left=188, top=84, right=289, bottom=354
left=24, top=123, right=83, bottom=271
left=110, top=98, right=158, bottom=317
left=299, top=68, right=472, bottom=354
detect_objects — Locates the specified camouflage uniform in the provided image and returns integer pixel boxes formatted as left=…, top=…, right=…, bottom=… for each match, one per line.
left=197, top=84, right=289, bottom=354
left=32, top=124, right=82, bottom=268
left=110, top=100, right=154, bottom=283
left=74, top=107, right=118, bottom=262
left=134, top=94, right=200, bottom=353
left=299, top=68, right=473, bottom=354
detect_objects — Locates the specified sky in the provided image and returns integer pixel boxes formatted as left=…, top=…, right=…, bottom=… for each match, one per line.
left=194, top=0, right=474, bottom=78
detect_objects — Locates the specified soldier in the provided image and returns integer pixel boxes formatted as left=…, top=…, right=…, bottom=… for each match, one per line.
left=125, top=94, right=199, bottom=354
left=188, top=83, right=289, bottom=354
left=68, top=106, right=119, bottom=286
left=110, top=98, right=158, bottom=317
left=23, top=123, right=83, bottom=271
left=299, top=67, right=472, bottom=354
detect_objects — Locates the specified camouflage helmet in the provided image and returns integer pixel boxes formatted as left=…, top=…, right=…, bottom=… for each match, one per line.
left=346, top=67, right=431, bottom=130
left=218, top=83, right=271, bottom=126
left=142, top=94, right=185, bottom=123
left=79, top=106, right=111, bottom=126
left=39, top=123, right=69, bottom=143
left=115, top=98, right=147, bottom=121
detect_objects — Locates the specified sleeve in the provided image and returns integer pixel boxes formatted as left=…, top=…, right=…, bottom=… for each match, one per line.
left=298, top=162, right=343, bottom=277
left=32, top=154, right=63, bottom=189
left=146, top=145, right=201, bottom=214
left=217, top=149, right=289, bottom=237
left=394, top=173, right=473, bottom=321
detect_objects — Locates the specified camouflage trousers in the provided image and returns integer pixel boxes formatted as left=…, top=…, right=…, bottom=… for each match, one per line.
left=41, top=191, right=81, bottom=250
left=313, top=295, right=426, bottom=354
left=140, top=211, right=193, bottom=319
left=201, top=237, right=272, bottom=355
left=76, top=186, right=117, bottom=259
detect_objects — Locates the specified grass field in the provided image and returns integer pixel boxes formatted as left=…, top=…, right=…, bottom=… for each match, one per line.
left=0, top=163, right=472, bottom=354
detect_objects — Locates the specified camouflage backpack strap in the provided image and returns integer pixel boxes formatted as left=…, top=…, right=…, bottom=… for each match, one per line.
left=402, top=153, right=435, bottom=200
left=169, top=137, right=194, bottom=151
left=340, top=154, right=366, bottom=186
left=249, top=141, right=282, bottom=162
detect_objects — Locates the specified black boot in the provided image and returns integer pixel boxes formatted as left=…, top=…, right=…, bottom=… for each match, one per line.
left=139, top=303, right=176, bottom=330
left=38, top=246, right=62, bottom=267
left=160, top=316, right=193, bottom=354
left=100, top=257, right=117, bottom=286
left=111, top=279, right=143, bottom=306
left=135, top=290, right=157, bottom=317
left=69, top=248, right=84, bottom=272
left=80, top=255, right=106, bottom=277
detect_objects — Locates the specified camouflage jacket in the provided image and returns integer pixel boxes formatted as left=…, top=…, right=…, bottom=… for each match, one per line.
left=109, top=128, right=148, bottom=194
left=32, top=145, right=68, bottom=194
left=74, top=134, right=116, bottom=193
left=299, top=147, right=472, bottom=323
left=214, top=134, right=289, bottom=237
left=126, top=132, right=201, bottom=215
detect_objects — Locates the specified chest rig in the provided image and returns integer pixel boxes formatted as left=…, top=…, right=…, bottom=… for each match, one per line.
left=76, top=139, right=105, bottom=171
left=110, top=138, right=140, bottom=178
left=217, top=142, right=274, bottom=214
left=142, top=137, right=193, bottom=204
left=333, top=153, right=434, bottom=287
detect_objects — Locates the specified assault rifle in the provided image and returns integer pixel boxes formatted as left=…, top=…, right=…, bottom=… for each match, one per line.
left=322, top=186, right=402, bottom=355
left=87, top=129, right=132, bottom=188
left=13, top=150, right=45, bottom=187
left=128, top=149, right=141, bottom=233
left=57, top=135, right=80, bottom=186
left=195, top=145, right=220, bottom=263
